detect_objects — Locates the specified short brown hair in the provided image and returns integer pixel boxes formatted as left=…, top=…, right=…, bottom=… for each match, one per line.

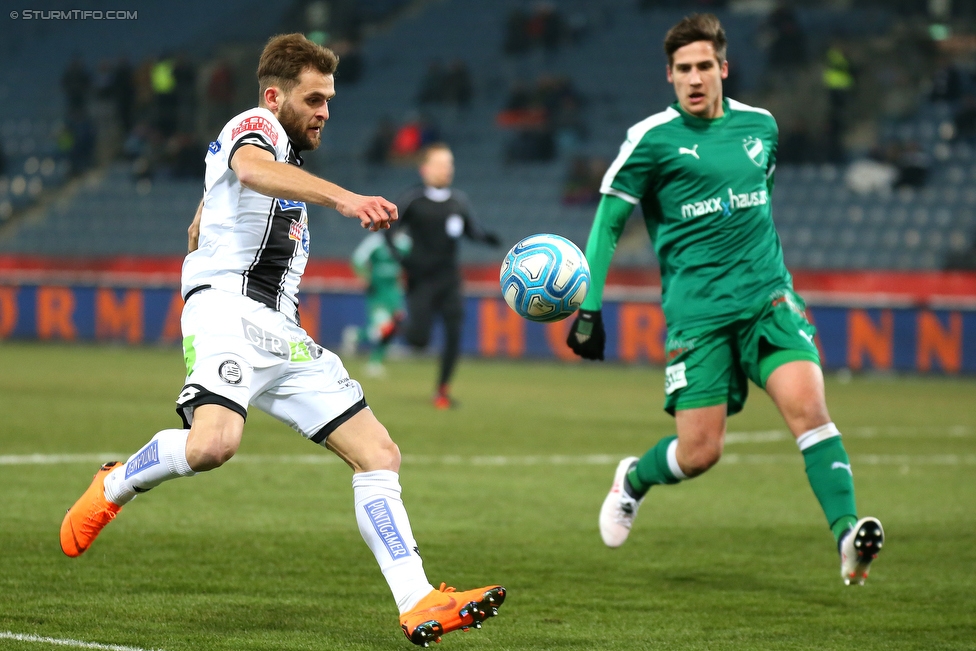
left=663, top=13, right=727, bottom=66
left=257, top=33, right=338, bottom=95
left=419, top=142, right=452, bottom=165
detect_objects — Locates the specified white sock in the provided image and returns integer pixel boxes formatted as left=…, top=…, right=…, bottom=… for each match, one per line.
left=103, top=429, right=196, bottom=505
left=353, top=470, right=434, bottom=613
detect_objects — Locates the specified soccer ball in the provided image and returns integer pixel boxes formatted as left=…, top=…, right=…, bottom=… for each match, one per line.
left=499, top=234, right=590, bottom=323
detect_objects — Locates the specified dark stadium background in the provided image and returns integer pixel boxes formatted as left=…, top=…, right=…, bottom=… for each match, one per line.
left=1, top=0, right=975, bottom=373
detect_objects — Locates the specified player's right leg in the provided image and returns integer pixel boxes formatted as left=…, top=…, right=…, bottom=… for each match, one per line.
left=325, top=408, right=506, bottom=646
left=601, top=328, right=737, bottom=548
left=59, top=405, right=244, bottom=557
left=600, top=404, right=726, bottom=547
left=61, top=289, right=258, bottom=557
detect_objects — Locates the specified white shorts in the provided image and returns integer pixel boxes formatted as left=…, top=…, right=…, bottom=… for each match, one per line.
left=176, top=288, right=366, bottom=444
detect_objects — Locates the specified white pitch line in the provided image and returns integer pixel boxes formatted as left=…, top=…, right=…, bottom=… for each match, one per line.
left=0, top=631, right=164, bottom=651
left=1, top=426, right=971, bottom=467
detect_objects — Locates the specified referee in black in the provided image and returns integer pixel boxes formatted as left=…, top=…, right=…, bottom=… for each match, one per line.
left=387, top=143, right=500, bottom=408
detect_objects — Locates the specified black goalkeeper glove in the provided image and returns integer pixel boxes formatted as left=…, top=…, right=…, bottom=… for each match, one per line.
left=566, top=309, right=605, bottom=360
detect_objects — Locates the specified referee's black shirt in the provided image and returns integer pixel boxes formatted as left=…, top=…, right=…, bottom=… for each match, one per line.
left=388, top=185, right=496, bottom=280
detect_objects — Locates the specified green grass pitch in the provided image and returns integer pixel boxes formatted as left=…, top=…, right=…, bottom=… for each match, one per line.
left=1, top=342, right=974, bottom=650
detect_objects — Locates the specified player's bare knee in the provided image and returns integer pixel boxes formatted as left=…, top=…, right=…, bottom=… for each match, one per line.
left=784, top=400, right=831, bottom=436
left=365, top=432, right=400, bottom=472
left=187, top=423, right=242, bottom=471
left=680, top=437, right=724, bottom=477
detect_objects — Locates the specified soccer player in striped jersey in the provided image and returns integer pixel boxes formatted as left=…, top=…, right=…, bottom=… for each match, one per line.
left=60, top=34, right=505, bottom=645
left=566, top=14, right=883, bottom=585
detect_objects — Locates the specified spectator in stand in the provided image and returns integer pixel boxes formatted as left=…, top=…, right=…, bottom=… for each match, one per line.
left=152, top=55, right=179, bottom=137
left=562, top=155, right=608, bottom=205
left=133, top=58, right=156, bottom=125
left=168, top=132, right=207, bottom=180
left=206, top=60, right=236, bottom=136
left=365, top=116, right=397, bottom=166
left=931, top=55, right=966, bottom=102
left=443, top=60, right=473, bottom=109
left=503, top=8, right=531, bottom=55
left=111, top=57, right=136, bottom=136
left=390, top=114, right=440, bottom=163
left=173, top=53, right=197, bottom=134
left=527, top=2, right=566, bottom=52
left=62, top=55, right=92, bottom=117
left=778, top=119, right=817, bottom=164
left=332, top=39, right=364, bottom=85
left=893, top=141, right=929, bottom=189
left=61, top=111, right=96, bottom=176
left=762, top=2, right=807, bottom=74
left=417, top=60, right=446, bottom=105
left=955, top=95, right=976, bottom=142
left=822, top=41, right=855, bottom=163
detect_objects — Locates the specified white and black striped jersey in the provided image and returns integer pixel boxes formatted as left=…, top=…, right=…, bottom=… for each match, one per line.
left=182, top=107, right=310, bottom=323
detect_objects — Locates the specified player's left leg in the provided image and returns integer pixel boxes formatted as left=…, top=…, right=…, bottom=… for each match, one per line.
left=764, top=360, right=884, bottom=584
left=433, top=280, right=463, bottom=409
left=326, top=411, right=505, bottom=646
left=259, top=339, right=505, bottom=644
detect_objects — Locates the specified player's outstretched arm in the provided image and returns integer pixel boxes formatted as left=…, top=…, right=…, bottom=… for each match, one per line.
left=231, top=145, right=397, bottom=231
left=579, top=193, right=632, bottom=312
left=566, top=194, right=633, bottom=360
left=187, top=198, right=204, bottom=253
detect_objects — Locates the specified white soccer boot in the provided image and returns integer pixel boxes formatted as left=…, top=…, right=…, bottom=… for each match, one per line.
left=840, top=516, right=885, bottom=585
left=599, top=456, right=642, bottom=548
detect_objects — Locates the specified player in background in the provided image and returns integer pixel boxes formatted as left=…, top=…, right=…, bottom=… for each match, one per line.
left=60, top=34, right=505, bottom=646
left=343, top=230, right=412, bottom=378
left=566, top=14, right=884, bottom=585
left=387, top=143, right=501, bottom=409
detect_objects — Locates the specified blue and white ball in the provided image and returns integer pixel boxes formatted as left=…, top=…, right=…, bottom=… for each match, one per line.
left=499, top=234, right=590, bottom=323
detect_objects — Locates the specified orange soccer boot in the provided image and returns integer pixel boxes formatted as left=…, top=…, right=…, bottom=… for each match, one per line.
left=399, top=582, right=506, bottom=647
left=60, top=461, right=123, bottom=557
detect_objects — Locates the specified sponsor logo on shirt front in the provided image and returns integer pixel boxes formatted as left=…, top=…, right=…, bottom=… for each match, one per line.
left=680, top=187, right=768, bottom=220
left=231, top=116, right=278, bottom=146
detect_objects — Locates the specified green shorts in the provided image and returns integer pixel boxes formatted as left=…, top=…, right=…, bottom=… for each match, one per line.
left=662, top=288, right=820, bottom=416
left=366, top=285, right=404, bottom=332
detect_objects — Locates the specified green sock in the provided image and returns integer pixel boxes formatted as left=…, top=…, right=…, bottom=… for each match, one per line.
left=801, top=434, right=857, bottom=542
left=626, top=435, right=682, bottom=498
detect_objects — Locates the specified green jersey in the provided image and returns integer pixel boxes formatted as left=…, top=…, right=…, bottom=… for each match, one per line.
left=586, top=97, right=792, bottom=329
left=351, top=232, right=411, bottom=301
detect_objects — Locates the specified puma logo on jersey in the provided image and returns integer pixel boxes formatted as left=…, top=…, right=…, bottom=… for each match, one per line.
left=679, top=144, right=699, bottom=159
left=799, top=330, right=815, bottom=345
left=831, top=462, right=853, bottom=476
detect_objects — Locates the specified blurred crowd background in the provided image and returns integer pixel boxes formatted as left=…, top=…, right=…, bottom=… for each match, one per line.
left=1, top=0, right=976, bottom=272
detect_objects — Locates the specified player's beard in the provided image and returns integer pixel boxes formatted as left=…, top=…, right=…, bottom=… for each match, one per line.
left=278, top=100, right=321, bottom=152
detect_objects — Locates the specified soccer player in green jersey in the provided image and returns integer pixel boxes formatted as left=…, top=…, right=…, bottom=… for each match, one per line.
left=566, top=13, right=884, bottom=586
left=346, top=230, right=411, bottom=377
